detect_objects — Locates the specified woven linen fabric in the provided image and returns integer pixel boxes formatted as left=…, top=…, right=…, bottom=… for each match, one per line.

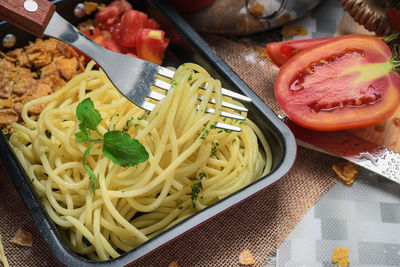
left=0, top=36, right=339, bottom=266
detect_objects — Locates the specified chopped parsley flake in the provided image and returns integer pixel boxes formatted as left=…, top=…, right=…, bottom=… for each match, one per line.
left=190, top=171, right=206, bottom=208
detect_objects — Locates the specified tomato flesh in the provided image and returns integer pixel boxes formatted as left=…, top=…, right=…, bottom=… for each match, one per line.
left=275, top=34, right=400, bottom=131
left=137, top=29, right=169, bottom=65
left=120, top=10, right=149, bottom=48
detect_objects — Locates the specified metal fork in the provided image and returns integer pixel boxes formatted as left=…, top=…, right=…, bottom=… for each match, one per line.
left=0, top=0, right=251, bottom=131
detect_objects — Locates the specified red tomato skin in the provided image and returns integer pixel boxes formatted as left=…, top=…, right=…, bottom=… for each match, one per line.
left=137, top=29, right=169, bottom=65
left=109, top=0, right=133, bottom=15
left=95, top=5, right=120, bottom=26
left=275, top=34, right=400, bottom=131
left=120, top=10, right=149, bottom=48
left=147, top=18, right=160, bottom=29
left=105, top=22, right=122, bottom=45
left=385, top=8, right=400, bottom=32
left=103, top=40, right=121, bottom=53
left=267, top=37, right=331, bottom=67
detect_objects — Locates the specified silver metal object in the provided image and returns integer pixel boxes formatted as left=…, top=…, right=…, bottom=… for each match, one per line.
left=73, top=3, right=86, bottom=18
left=43, top=13, right=249, bottom=131
left=24, top=0, right=38, bottom=12
left=183, top=0, right=324, bottom=35
left=2, top=33, right=16, bottom=48
left=282, top=117, right=400, bottom=184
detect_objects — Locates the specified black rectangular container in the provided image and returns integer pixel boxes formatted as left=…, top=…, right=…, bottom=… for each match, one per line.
left=0, top=0, right=297, bottom=266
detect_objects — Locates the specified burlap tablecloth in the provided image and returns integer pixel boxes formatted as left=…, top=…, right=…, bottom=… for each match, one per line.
left=0, top=34, right=342, bottom=267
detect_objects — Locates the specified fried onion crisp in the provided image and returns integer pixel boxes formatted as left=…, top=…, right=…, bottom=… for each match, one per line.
left=239, top=249, right=256, bottom=265
left=332, top=247, right=349, bottom=267
left=0, top=109, right=18, bottom=126
left=249, top=3, right=264, bottom=17
left=0, top=38, right=84, bottom=134
left=281, top=25, right=308, bottom=38
left=10, top=228, right=33, bottom=247
left=168, top=261, right=179, bottom=267
left=332, top=161, right=359, bottom=185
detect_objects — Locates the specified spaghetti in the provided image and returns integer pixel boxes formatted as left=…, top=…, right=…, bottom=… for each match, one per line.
left=9, top=62, right=272, bottom=260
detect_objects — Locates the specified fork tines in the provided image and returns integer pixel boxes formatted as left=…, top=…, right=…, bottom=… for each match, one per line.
left=144, top=67, right=251, bottom=132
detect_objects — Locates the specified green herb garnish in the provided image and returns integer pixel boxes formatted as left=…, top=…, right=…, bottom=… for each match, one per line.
left=75, top=98, right=149, bottom=193
left=190, top=171, right=206, bottom=208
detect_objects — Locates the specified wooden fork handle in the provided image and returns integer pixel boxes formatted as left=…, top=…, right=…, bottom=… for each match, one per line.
left=0, top=0, right=56, bottom=37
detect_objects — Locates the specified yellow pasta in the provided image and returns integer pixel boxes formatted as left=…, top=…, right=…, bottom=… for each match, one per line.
left=9, top=62, right=272, bottom=260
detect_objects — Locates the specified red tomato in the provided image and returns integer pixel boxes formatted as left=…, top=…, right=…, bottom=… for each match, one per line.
left=109, top=0, right=133, bottom=15
left=147, top=18, right=160, bottom=29
left=137, top=29, right=169, bottom=65
left=103, top=39, right=121, bottom=53
left=275, top=34, right=400, bottom=131
left=385, top=7, right=400, bottom=32
left=95, top=5, right=120, bottom=26
left=120, top=10, right=149, bottom=47
left=105, top=22, right=121, bottom=44
left=267, top=37, right=331, bottom=67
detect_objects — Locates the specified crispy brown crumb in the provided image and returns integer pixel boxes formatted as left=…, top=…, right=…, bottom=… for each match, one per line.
left=0, top=109, right=18, bottom=126
left=239, top=249, right=256, bottom=265
left=281, top=25, right=308, bottom=38
left=332, top=247, right=349, bottom=267
left=168, top=261, right=179, bottom=267
left=249, top=3, right=264, bottom=17
left=332, top=161, right=359, bottom=185
left=0, top=38, right=84, bottom=132
left=84, top=1, right=98, bottom=15
left=10, top=228, right=32, bottom=247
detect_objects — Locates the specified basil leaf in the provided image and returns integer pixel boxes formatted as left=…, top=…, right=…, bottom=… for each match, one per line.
left=75, top=128, right=91, bottom=142
left=76, top=98, right=102, bottom=131
left=102, top=131, right=149, bottom=167
left=83, top=143, right=97, bottom=194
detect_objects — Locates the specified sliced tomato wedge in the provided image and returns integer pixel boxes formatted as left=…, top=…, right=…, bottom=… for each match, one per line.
left=120, top=10, right=149, bottom=48
left=267, top=37, right=331, bottom=67
left=275, top=34, right=400, bottom=131
left=137, top=29, right=169, bottom=65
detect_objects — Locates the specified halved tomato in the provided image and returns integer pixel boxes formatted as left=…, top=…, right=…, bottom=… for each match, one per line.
left=267, top=37, right=331, bottom=67
left=275, top=34, right=400, bottom=131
